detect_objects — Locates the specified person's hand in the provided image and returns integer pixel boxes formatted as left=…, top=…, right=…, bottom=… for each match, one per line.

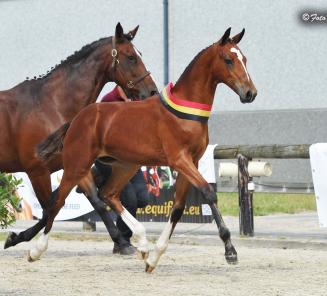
left=117, top=86, right=129, bottom=101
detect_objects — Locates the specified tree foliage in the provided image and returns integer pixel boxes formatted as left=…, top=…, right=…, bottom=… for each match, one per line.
left=0, top=173, right=22, bottom=228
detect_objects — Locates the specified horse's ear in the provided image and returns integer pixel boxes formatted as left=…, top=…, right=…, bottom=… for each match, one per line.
left=218, top=27, right=231, bottom=45
left=126, top=25, right=139, bottom=41
left=115, top=22, right=124, bottom=41
left=232, top=28, right=245, bottom=44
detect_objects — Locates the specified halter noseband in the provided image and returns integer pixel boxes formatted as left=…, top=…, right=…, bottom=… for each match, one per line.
left=111, top=37, right=151, bottom=90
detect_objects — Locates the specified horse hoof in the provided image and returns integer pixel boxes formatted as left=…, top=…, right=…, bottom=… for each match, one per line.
left=225, top=244, right=238, bottom=264
left=27, top=251, right=38, bottom=263
left=225, top=250, right=238, bottom=265
left=145, top=262, right=155, bottom=273
left=4, top=232, right=18, bottom=249
left=137, top=250, right=149, bottom=260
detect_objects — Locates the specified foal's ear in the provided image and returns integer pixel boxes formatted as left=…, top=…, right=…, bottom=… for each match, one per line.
left=115, top=22, right=124, bottom=41
left=126, top=25, right=139, bottom=41
left=232, top=29, right=245, bottom=44
left=219, top=27, right=231, bottom=45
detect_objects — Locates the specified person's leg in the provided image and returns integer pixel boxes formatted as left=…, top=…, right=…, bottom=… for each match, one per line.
left=131, top=169, right=150, bottom=209
left=93, top=159, right=112, bottom=187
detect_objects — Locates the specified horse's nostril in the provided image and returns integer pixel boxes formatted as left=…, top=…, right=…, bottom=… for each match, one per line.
left=252, top=91, right=257, bottom=101
left=150, top=90, right=158, bottom=96
left=246, top=90, right=253, bottom=101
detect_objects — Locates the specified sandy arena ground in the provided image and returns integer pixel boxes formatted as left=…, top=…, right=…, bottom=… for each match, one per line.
left=1, top=238, right=327, bottom=296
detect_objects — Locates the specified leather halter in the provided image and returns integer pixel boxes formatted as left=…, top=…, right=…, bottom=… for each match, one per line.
left=111, top=37, right=151, bottom=90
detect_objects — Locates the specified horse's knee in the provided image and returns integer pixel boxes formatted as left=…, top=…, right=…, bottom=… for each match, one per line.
left=100, top=190, right=123, bottom=213
left=200, top=186, right=217, bottom=204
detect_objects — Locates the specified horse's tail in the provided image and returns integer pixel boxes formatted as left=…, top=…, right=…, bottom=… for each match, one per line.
left=36, top=122, right=71, bottom=162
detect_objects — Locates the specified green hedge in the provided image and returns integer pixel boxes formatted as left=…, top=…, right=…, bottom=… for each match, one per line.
left=0, top=173, right=22, bottom=228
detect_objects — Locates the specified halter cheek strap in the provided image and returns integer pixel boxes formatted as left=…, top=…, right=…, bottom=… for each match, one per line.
left=111, top=37, right=118, bottom=68
left=110, top=37, right=151, bottom=90
left=160, top=82, right=212, bottom=123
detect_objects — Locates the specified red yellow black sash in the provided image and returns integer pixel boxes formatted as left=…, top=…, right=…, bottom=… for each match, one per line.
left=160, top=82, right=212, bottom=123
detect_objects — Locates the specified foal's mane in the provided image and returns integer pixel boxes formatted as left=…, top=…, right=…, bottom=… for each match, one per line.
left=176, top=43, right=214, bottom=84
left=26, top=37, right=112, bottom=81
left=176, top=39, right=235, bottom=85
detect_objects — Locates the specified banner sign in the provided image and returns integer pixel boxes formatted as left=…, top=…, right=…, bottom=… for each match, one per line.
left=14, top=171, right=93, bottom=221
left=136, top=186, right=215, bottom=223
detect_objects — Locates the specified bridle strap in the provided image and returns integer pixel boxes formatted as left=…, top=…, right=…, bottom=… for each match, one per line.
left=126, top=71, right=151, bottom=89
left=111, top=37, right=118, bottom=68
left=110, top=36, right=151, bottom=90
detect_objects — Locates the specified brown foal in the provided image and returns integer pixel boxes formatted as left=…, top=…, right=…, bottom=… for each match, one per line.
left=35, top=28, right=257, bottom=272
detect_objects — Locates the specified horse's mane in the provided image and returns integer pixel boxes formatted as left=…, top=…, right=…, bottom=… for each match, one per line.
left=176, top=44, right=213, bottom=84
left=176, top=39, right=234, bottom=85
left=26, top=37, right=112, bottom=81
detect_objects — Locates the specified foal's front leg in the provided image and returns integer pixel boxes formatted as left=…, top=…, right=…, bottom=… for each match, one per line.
left=145, top=173, right=190, bottom=273
left=28, top=171, right=96, bottom=261
left=99, top=162, right=150, bottom=259
left=174, top=156, right=238, bottom=265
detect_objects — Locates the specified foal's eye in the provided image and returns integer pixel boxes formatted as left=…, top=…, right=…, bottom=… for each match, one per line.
left=224, top=59, right=233, bottom=66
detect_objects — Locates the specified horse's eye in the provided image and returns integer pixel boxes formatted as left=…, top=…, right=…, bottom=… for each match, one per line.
left=225, top=59, right=233, bottom=66
left=128, top=56, right=136, bottom=62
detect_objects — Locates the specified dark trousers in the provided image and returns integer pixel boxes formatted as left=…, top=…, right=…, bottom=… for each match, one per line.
left=94, top=160, right=149, bottom=243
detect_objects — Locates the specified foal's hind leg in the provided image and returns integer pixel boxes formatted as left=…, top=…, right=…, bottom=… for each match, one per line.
left=28, top=170, right=92, bottom=261
left=4, top=171, right=52, bottom=249
left=145, top=173, right=190, bottom=273
left=172, top=156, right=238, bottom=265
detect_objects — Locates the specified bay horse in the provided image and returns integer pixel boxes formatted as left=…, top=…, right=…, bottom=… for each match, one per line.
left=2, top=22, right=158, bottom=250
left=35, top=28, right=257, bottom=271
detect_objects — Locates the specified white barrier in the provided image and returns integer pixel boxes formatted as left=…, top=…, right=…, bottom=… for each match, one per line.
left=309, top=144, right=327, bottom=227
left=219, top=161, right=272, bottom=178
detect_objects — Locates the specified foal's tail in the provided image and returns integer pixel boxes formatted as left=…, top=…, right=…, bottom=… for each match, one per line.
left=36, top=122, right=71, bottom=162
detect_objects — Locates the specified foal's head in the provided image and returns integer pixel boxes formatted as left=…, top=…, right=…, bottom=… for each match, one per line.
left=108, top=23, right=158, bottom=99
left=213, top=28, right=257, bottom=103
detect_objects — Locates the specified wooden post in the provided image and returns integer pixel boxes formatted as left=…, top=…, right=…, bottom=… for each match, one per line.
left=238, top=154, right=254, bottom=236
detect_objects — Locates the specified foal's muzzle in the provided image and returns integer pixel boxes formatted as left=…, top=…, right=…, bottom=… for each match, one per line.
left=240, top=89, right=257, bottom=103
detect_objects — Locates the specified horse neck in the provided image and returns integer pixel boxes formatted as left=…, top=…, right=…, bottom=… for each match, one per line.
left=44, top=45, right=112, bottom=120
left=172, top=46, right=217, bottom=106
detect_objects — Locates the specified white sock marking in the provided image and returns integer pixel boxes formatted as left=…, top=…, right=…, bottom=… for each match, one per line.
left=146, top=218, right=173, bottom=268
left=231, top=47, right=249, bottom=81
left=120, top=207, right=148, bottom=252
left=29, top=233, right=49, bottom=261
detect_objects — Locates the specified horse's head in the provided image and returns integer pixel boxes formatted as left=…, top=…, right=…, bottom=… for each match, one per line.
left=214, top=28, right=257, bottom=103
left=108, top=23, right=158, bottom=99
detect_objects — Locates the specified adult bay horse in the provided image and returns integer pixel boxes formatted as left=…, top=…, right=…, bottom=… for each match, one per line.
left=35, top=28, right=257, bottom=271
left=2, top=22, right=158, bottom=250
